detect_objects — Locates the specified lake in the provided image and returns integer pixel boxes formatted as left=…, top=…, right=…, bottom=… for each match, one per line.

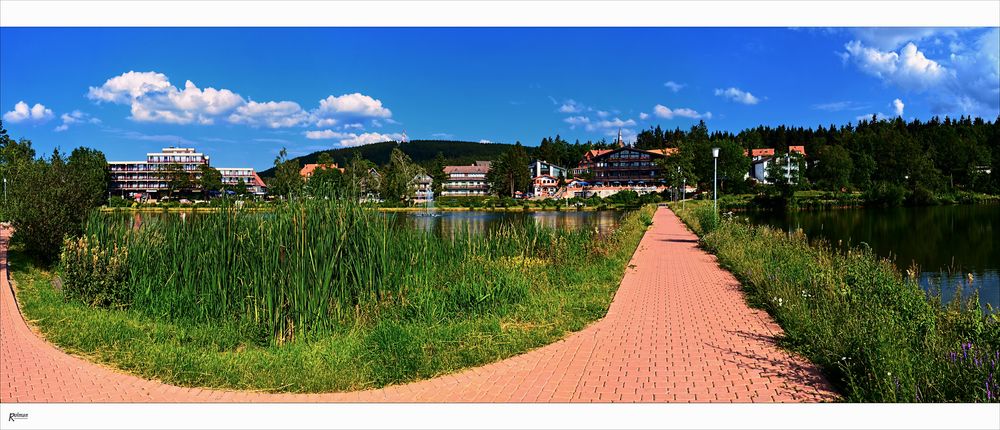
left=392, top=210, right=625, bottom=235
left=742, top=204, right=1000, bottom=309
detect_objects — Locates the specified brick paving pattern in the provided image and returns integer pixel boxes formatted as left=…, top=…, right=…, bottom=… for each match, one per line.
left=0, top=208, right=837, bottom=402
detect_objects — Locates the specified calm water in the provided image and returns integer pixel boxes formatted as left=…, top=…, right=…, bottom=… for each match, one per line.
left=743, top=204, right=1000, bottom=308
left=393, top=210, right=625, bottom=236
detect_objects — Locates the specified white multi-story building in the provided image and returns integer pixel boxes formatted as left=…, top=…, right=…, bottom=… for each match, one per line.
left=109, top=147, right=266, bottom=198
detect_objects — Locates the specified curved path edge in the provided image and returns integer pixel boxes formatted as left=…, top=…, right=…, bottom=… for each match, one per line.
left=1, top=208, right=838, bottom=402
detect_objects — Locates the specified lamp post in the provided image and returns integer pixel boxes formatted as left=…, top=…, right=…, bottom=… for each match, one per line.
left=712, top=147, right=720, bottom=213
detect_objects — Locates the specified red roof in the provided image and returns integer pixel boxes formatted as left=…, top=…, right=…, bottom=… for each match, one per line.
left=750, top=148, right=775, bottom=157
left=585, top=149, right=612, bottom=159
left=644, top=148, right=679, bottom=156
left=300, top=163, right=343, bottom=177
left=789, top=145, right=806, bottom=155
left=444, top=164, right=489, bottom=174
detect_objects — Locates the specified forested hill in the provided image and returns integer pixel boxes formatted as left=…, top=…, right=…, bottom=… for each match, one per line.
left=259, top=140, right=529, bottom=177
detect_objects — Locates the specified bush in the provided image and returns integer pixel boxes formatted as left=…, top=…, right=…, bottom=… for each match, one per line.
left=864, top=182, right=907, bottom=207
left=59, top=235, right=130, bottom=308
left=693, top=204, right=720, bottom=234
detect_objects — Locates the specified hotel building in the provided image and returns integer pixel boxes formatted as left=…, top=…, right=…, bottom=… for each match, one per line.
left=109, top=147, right=266, bottom=198
left=442, top=161, right=491, bottom=196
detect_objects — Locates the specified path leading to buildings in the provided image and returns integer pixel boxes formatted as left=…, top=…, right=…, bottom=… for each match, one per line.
left=0, top=208, right=837, bottom=402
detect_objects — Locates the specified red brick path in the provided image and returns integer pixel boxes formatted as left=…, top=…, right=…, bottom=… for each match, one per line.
left=0, top=208, right=837, bottom=402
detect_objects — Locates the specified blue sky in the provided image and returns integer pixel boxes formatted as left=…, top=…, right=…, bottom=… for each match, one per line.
left=1, top=27, right=998, bottom=170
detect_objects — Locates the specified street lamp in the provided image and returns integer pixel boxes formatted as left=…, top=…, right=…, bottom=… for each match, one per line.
left=712, top=147, right=720, bottom=213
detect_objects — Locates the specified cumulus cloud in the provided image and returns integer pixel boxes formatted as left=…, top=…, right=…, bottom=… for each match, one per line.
left=848, top=28, right=950, bottom=51
left=639, top=112, right=650, bottom=120
left=54, top=110, right=100, bottom=131
left=892, top=98, right=905, bottom=116
left=479, top=139, right=493, bottom=144
left=3, top=101, right=54, bottom=123
left=652, top=104, right=712, bottom=120
left=303, top=129, right=402, bottom=147
left=663, top=81, right=685, bottom=92
left=88, top=71, right=400, bottom=130
left=87, top=71, right=172, bottom=103
left=842, top=40, right=946, bottom=91
left=312, top=93, right=392, bottom=126
left=714, top=87, right=761, bottom=105
left=228, top=100, right=308, bottom=128
left=338, top=132, right=404, bottom=147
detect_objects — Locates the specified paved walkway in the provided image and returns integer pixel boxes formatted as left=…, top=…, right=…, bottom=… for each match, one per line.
left=0, top=208, right=837, bottom=402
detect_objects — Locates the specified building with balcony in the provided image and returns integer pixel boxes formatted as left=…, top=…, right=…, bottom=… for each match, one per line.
left=747, top=145, right=807, bottom=184
left=588, top=146, right=670, bottom=186
left=442, top=161, right=491, bottom=196
left=109, top=147, right=266, bottom=198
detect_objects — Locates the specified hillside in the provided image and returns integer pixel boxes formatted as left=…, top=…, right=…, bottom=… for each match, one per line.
left=259, top=140, right=531, bottom=177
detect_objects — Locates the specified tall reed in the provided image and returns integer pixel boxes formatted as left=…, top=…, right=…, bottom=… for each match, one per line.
left=80, top=199, right=619, bottom=343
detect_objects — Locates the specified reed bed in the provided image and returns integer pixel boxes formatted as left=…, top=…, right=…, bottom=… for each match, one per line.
left=75, top=200, right=637, bottom=344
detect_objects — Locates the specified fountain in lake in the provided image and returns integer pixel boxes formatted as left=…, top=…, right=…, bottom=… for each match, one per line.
left=416, top=187, right=440, bottom=217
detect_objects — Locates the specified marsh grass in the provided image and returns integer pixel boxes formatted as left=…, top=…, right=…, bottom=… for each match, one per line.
left=671, top=200, right=999, bottom=402
left=12, top=201, right=655, bottom=392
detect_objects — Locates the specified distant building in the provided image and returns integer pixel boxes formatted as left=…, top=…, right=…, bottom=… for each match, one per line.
left=748, top=146, right=807, bottom=184
left=413, top=173, right=434, bottom=202
left=442, top=161, right=491, bottom=196
left=588, top=146, right=669, bottom=186
left=529, top=159, right=567, bottom=180
left=532, top=175, right=559, bottom=198
left=299, top=163, right=344, bottom=178
left=109, top=147, right=265, bottom=198
left=573, top=149, right=612, bottom=176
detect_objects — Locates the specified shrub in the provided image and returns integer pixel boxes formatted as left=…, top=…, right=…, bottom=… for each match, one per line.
left=59, top=235, right=130, bottom=308
left=693, top=204, right=720, bottom=234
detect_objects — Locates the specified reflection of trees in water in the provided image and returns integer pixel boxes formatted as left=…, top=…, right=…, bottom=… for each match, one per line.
left=746, top=205, right=999, bottom=307
left=398, top=211, right=623, bottom=238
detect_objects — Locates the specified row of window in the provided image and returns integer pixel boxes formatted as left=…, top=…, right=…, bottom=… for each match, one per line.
left=594, top=161, right=656, bottom=168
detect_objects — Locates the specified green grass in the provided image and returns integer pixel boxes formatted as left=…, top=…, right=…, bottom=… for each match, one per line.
left=670, top=200, right=999, bottom=402
left=10, top=202, right=655, bottom=392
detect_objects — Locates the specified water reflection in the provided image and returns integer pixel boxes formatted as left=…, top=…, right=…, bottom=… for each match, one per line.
left=743, top=204, right=1000, bottom=308
left=395, top=210, right=624, bottom=236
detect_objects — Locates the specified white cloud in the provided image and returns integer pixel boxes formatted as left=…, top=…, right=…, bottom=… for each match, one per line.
left=714, top=87, right=761, bottom=105
left=129, top=80, right=244, bottom=125
left=557, top=99, right=583, bottom=113
left=848, top=28, right=950, bottom=51
left=479, top=139, right=493, bottom=144
left=663, top=81, right=685, bottom=92
left=563, top=116, right=590, bottom=129
left=343, top=123, right=364, bottom=130
left=89, top=71, right=401, bottom=129
left=842, top=40, right=945, bottom=91
left=593, top=118, right=636, bottom=129
left=54, top=110, right=100, bottom=132
left=431, top=132, right=454, bottom=139
left=892, top=98, right=905, bottom=116
left=652, top=104, right=712, bottom=120
left=304, top=129, right=350, bottom=140
left=313, top=93, right=392, bottom=122
left=304, top=130, right=402, bottom=147
left=339, top=132, right=403, bottom=147
left=3, top=101, right=54, bottom=123
left=639, top=112, right=649, bottom=120
left=596, top=110, right=610, bottom=118
left=87, top=71, right=172, bottom=103
left=228, top=100, right=308, bottom=128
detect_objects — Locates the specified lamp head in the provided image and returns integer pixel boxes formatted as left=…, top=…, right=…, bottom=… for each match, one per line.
left=712, top=147, right=720, bottom=158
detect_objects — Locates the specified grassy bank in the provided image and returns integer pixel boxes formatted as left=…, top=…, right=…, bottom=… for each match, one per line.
left=670, top=200, right=998, bottom=402
left=11, top=201, right=655, bottom=392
